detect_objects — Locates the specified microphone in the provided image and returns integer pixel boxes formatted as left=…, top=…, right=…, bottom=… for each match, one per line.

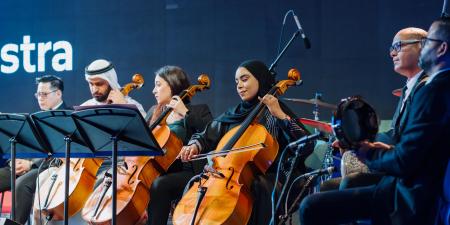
left=292, top=12, right=311, bottom=49
left=301, top=166, right=335, bottom=177
left=443, top=0, right=449, bottom=18
left=287, top=132, right=321, bottom=149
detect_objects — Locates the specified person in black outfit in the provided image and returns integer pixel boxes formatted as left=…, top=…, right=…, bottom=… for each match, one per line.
left=179, top=60, right=312, bottom=225
left=320, top=27, right=429, bottom=191
left=299, top=17, right=450, bottom=225
left=144, top=65, right=213, bottom=225
left=0, top=75, right=70, bottom=224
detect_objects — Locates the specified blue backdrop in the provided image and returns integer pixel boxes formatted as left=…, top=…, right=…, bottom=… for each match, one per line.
left=0, top=0, right=443, bottom=120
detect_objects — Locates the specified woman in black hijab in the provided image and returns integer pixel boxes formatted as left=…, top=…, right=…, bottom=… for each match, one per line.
left=179, top=59, right=312, bottom=225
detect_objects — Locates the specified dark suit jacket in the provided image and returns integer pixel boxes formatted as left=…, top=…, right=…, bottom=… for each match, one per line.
left=377, top=72, right=428, bottom=145
left=367, top=70, right=450, bottom=225
left=30, top=101, right=72, bottom=169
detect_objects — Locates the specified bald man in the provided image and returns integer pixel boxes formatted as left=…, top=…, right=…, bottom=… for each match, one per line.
left=300, top=17, right=450, bottom=225
left=320, top=27, right=429, bottom=191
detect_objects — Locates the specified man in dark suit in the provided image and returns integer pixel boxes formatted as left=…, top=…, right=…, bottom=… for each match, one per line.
left=299, top=17, right=450, bottom=225
left=0, top=75, right=70, bottom=224
left=321, top=27, right=429, bottom=191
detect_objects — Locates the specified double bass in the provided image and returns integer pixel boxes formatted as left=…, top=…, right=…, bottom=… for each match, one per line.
left=81, top=75, right=210, bottom=225
left=33, top=74, right=145, bottom=222
left=173, top=69, right=300, bottom=225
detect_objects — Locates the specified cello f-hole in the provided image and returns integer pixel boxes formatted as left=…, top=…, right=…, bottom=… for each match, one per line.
left=127, top=165, right=138, bottom=185
left=73, top=159, right=81, bottom=172
left=226, top=167, right=235, bottom=190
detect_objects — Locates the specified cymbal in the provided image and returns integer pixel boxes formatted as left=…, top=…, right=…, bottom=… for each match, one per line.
left=283, top=98, right=337, bottom=110
left=392, top=88, right=402, bottom=97
left=298, top=118, right=333, bottom=134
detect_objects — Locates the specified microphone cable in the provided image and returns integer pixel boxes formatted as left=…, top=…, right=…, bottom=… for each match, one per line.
left=276, top=10, right=295, bottom=56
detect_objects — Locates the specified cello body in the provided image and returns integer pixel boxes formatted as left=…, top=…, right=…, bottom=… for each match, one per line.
left=33, top=158, right=103, bottom=221
left=173, top=124, right=278, bottom=225
left=81, top=125, right=183, bottom=225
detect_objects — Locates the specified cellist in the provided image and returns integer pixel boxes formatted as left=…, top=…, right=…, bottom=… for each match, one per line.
left=179, top=59, right=313, bottom=225
left=144, top=65, right=213, bottom=225
left=81, top=59, right=147, bottom=183
left=32, top=59, right=147, bottom=225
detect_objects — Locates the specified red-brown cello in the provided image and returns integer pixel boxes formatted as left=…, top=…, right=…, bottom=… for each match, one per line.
left=81, top=74, right=210, bottom=225
left=173, top=69, right=300, bottom=225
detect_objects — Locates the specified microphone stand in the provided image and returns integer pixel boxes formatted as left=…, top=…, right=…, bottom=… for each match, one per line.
left=269, top=30, right=300, bottom=75
left=9, top=137, right=17, bottom=221
left=277, top=174, right=317, bottom=225
left=269, top=143, right=303, bottom=225
left=190, top=173, right=208, bottom=225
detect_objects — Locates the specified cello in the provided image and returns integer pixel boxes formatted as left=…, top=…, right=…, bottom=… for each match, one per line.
left=172, top=69, right=300, bottom=225
left=33, top=74, right=145, bottom=222
left=81, top=75, right=210, bottom=225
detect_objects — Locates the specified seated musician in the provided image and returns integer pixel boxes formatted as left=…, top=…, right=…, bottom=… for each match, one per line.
left=320, top=27, right=429, bottom=191
left=179, top=59, right=312, bottom=225
left=81, top=59, right=146, bottom=115
left=81, top=59, right=147, bottom=180
left=144, top=65, right=213, bottom=225
left=299, top=17, right=450, bottom=225
left=0, top=75, right=69, bottom=224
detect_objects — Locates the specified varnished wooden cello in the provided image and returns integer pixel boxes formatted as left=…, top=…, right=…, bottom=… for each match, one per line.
left=33, top=74, right=145, bottom=222
left=173, top=69, right=300, bottom=225
left=81, top=75, right=210, bottom=225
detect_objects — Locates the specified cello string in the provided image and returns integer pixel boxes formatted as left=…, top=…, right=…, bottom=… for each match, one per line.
left=189, top=143, right=266, bottom=161
left=191, top=142, right=265, bottom=158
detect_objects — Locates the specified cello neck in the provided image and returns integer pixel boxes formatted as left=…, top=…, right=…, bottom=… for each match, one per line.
left=220, top=86, right=279, bottom=152
left=148, top=74, right=210, bottom=131
left=220, top=69, right=301, bottom=152
left=148, top=89, right=189, bottom=130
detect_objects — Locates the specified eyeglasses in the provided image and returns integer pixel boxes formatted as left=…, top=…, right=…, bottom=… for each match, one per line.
left=34, top=90, right=57, bottom=98
left=389, top=39, right=421, bottom=53
left=420, top=37, right=444, bottom=47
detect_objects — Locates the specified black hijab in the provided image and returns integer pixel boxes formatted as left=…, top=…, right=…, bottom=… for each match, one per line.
left=216, top=60, right=275, bottom=123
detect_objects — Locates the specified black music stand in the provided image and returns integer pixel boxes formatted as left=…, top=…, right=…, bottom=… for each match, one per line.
left=71, top=105, right=163, bottom=225
left=31, top=110, right=93, bottom=225
left=0, top=113, right=48, bottom=224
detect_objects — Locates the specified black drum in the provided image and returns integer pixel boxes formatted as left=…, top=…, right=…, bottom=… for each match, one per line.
left=332, top=96, right=379, bottom=149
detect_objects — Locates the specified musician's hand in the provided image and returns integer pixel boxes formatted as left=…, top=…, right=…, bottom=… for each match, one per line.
left=167, top=96, right=188, bottom=120
left=259, top=94, right=290, bottom=120
left=178, top=144, right=199, bottom=162
left=332, top=140, right=347, bottom=155
left=15, top=159, right=32, bottom=176
left=107, top=89, right=127, bottom=104
left=356, top=140, right=392, bottom=160
left=358, top=141, right=392, bottom=151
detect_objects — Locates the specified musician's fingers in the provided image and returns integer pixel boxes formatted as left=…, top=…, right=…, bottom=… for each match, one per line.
left=180, top=146, right=192, bottom=161
left=187, top=147, right=198, bottom=160
left=176, top=149, right=183, bottom=159
left=180, top=147, right=187, bottom=161
left=331, top=140, right=342, bottom=148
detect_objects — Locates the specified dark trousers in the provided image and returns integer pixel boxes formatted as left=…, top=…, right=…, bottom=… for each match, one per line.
left=320, top=172, right=384, bottom=192
left=0, top=166, right=39, bottom=224
left=147, top=170, right=193, bottom=225
left=248, top=174, right=275, bottom=225
left=299, top=185, right=392, bottom=225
